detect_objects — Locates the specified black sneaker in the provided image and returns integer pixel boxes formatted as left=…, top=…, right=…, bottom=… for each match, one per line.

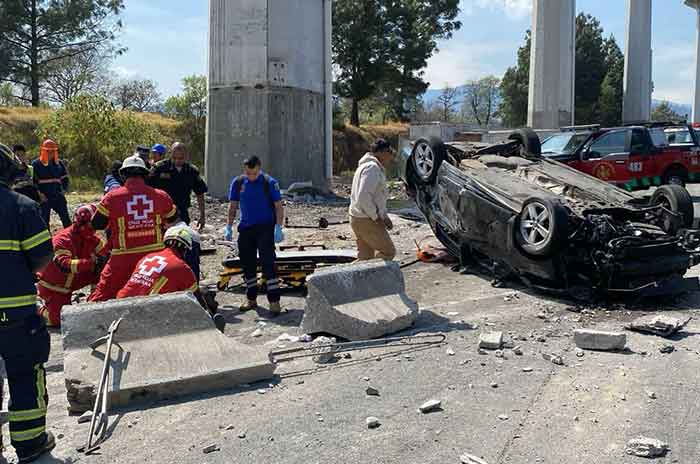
left=212, top=313, right=226, bottom=333
left=17, top=431, right=56, bottom=463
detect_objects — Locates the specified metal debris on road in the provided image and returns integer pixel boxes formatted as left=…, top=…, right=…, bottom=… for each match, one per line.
left=626, top=315, right=692, bottom=338
left=460, top=453, right=490, bottom=464
left=419, top=400, right=442, bottom=413
left=625, top=437, right=669, bottom=458
left=366, top=417, right=381, bottom=429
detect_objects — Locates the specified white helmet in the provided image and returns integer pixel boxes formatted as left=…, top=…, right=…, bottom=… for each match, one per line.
left=164, top=225, right=193, bottom=251
left=119, top=154, right=149, bottom=176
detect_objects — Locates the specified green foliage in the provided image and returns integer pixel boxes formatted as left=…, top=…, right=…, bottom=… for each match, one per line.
left=164, top=75, right=207, bottom=167
left=38, top=94, right=165, bottom=178
left=499, top=31, right=531, bottom=128
left=463, top=76, right=501, bottom=127
left=597, top=35, right=624, bottom=127
left=651, top=101, right=683, bottom=122
left=575, top=14, right=607, bottom=124
left=0, top=0, right=124, bottom=106
left=333, top=0, right=461, bottom=126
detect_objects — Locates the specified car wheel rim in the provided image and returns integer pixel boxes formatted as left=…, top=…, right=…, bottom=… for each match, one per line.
left=520, top=202, right=552, bottom=247
left=415, top=142, right=435, bottom=178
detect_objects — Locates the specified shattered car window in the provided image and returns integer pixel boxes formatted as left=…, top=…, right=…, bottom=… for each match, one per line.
left=540, top=133, right=590, bottom=156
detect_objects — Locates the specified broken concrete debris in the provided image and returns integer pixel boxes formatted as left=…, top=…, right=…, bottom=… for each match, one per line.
left=61, top=293, right=276, bottom=412
left=478, top=331, right=504, bottom=350
left=419, top=400, right=442, bottom=413
left=310, top=336, right=338, bottom=364
left=460, top=453, right=490, bottom=464
left=659, top=343, right=675, bottom=354
left=366, top=417, right=381, bottom=429
left=542, top=353, right=564, bottom=365
left=366, top=386, right=380, bottom=396
left=625, top=437, right=669, bottom=458
left=574, top=329, right=626, bottom=351
left=77, top=410, right=93, bottom=424
left=301, top=260, right=419, bottom=340
left=512, top=346, right=523, bottom=356
left=202, top=444, right=220, bottom=454
left=627, top=315, right=691, bottom=338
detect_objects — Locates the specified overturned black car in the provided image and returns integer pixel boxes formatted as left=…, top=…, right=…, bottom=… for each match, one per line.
left=400, top=129, right=700, bottom=296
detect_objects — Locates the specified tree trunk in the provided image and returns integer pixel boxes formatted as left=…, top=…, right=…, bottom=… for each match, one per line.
left=351, top=98, right=360, bottom=126
left=30, top=0, right=40, bottom=107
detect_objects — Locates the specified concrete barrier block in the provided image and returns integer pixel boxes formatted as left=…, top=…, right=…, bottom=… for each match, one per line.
left=574, top=329, right=627, bottom=351
left=301, top=260, right=419, bottom=341
left=61, top=293, right=275, bottom=413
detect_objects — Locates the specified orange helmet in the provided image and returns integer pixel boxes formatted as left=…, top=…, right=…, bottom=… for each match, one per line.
left=40, top=139, right=59, bottom=166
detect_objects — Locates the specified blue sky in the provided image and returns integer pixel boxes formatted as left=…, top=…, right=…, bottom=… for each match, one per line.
left=113, top=0, right=699, bottom=104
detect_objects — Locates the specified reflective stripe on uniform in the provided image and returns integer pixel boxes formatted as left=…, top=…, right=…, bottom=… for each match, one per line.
left=0, top=240, right=21, bottom=251
left=38, top=281, right=72, bottom=294
left=54, top=249, right=73, bottom=258
left=37, top=178, right=62, bottom=184
left=10, top=425, right=45, bottom=442
left=70, top=259, right=80, bottom=273
left=111, top=242, right=165, bottom=256
left=97, top=203, right=110, bottom=217
left=167, top=206, right=177, bottom=219
left=0, top=294, right=35, bottom=309
left=9, top=407, right=47, bottom=423
left=96, top=237, right=107, bottom=253
left=21, top=230, right=51, bottom=251
left=150, top=276, right=169, bottom=295
left=187, top=283, right=199, bottom=293
left=117, top=217, right=126, bottom=250
left=155, top=214, right=162, bottom=244
left=36, top=364, right=46, bottom=409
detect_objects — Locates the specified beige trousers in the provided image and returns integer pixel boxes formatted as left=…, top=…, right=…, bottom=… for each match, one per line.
left=350, top=216, right=396, bottom=261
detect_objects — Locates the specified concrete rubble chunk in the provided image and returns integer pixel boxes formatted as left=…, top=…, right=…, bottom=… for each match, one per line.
left=542, top=353, right=564, bottom=365
left=627, top=315, right=691, bottom=338
left=366, top=386, right=380, bottom=396
left=478, top=332, right=504, bottom=350
left=574, top=329, right=626, bottom=351
left=366, top=417, right=381, bottom=429
left=461, top=453, right=490, bottom=464
left=77, top=410, right=93, bottom=424
left=625, top=437, right=669, bottom=458
left=202, top=444, right=220, bottom=454
left=659, top=343, right=675, bottom=354
left=61, top=293, right=276, bottom=413
left=419, top=399, right=442, bottom=413
left=310, top=336, right=337, bottom=364
left=301, top=261, right=419, bottom=340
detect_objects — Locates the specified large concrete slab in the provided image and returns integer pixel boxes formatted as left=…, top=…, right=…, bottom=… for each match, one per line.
left=301, top=260, right=419, bottom=340
left=61, top=293, right=275, bottom=413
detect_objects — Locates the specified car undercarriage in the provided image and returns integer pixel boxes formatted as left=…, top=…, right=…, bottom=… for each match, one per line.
left=401, top=130, right=700, bottom=297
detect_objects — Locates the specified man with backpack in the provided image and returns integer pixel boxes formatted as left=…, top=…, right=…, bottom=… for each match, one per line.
left=224, top=156, right=285, bottom=315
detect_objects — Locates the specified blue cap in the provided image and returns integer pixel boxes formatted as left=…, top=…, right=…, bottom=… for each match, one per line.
left=151, top=144, right=167, bottom=155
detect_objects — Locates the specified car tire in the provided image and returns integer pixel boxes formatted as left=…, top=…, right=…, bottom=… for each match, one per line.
left=663, top=166, right=688, bottom=187
left=515, top=197, right=568, bottom=258
left=651, top=185, right=694, bottom=230
left=411, top=137, right=446, bottom=184
left=508, top=128, right=542, bottom=157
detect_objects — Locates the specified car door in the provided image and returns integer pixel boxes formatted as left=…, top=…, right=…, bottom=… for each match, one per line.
left=579, top=129, right=632, bottom=185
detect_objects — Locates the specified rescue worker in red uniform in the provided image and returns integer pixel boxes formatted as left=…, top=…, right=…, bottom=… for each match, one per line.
left=0, top=143, right=56, bottom=463
left=89, top=155, right=177, bottom=302
left=36, top=204, right=108, bottom=327
left=117, top=225, right=226, bottom=332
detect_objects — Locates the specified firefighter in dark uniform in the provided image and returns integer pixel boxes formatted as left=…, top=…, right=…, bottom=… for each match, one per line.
left=149, top=142, right=208, bottom=280
left=11, top=144, right=41, bottom=203
left=32, top=139, right=71, bottom=229
left=0, top=143, right=56, bottom=463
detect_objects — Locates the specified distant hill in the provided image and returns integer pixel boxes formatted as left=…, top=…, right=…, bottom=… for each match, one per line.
left=422, top=87, right=692, bottom=119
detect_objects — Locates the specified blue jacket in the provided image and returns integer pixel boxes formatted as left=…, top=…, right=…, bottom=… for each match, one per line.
left=32, top=159, right=69, bottom=197
left=104, top=174, right=122, bottom=193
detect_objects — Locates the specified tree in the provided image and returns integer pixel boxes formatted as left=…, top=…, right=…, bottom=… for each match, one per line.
left=463, top=76, right=500, bottom=127
left=111, top=79, right=161, bottom=112
left=382, top=0, right=462, bottom=122
left=597, top=35, right=624, bottom=127
left=499, top=31, right=531, bottom=128
left=435, top=85, right=460, bottom=122
left=42, top=46, right=114, bottom=104
left=333, top=0, right=389, bottom=126
left=0, top=0, right=124, bottom=107
left=651, top=101, right=682, bottom=122
left=164, top=75, right=207, bottom=165
left=575, top=13, right=607, bottom=124
left=0, top=83, right=19, bottom=106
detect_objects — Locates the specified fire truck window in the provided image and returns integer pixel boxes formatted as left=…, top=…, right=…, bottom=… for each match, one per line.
left=588, top=131, right=626, bottom=157
left=631, top=129, right=646, bottom=152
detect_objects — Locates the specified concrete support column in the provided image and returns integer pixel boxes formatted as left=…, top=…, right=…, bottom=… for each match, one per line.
left=686, top=1, right=700, bottom=123
left=623, top=0, right=653, bottom=123
left=527, top=0, right=576, bottom=130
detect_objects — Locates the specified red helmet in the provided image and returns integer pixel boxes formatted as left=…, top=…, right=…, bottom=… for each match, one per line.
left=73, top=204, right=96, bottom=224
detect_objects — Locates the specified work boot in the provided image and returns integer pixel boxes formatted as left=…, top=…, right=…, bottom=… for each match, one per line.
left=268, top=302, right=282, bottom=315
left=17, top=431, right=56, bottom=463
left=239, top=300, right=258, bottom=312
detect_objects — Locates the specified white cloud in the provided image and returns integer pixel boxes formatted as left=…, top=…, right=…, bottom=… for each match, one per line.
left=653, top=42, right=696, bottom=103
left=112, top=66, right=139, bottom=79
left=424, top=41, right=515, bottom=88
left=463, top=0, right=533, bottom=20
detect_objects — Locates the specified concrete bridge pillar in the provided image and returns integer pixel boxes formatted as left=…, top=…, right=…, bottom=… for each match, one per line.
left=623, top=0, right=653, bottom=123
left=527, top=0, right=576, bottom=130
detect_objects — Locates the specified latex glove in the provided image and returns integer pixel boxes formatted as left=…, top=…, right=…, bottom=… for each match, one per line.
left=274, top=224, right=285, bottom=244
left=224, top=224, right=234, bottom=242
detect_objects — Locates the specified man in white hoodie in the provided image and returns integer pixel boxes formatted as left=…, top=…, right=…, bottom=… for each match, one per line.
left=349, top=139, right=396, bottom=260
